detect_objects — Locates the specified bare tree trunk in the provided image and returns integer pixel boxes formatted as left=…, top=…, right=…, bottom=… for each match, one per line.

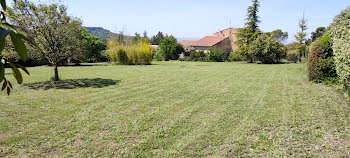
left=53, top=63, right=59, bottom=81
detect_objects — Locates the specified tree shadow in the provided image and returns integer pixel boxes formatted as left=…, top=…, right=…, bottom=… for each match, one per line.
left=24, top=78, right=120, bottom=90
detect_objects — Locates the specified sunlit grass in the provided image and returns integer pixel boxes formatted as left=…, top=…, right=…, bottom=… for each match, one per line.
left=0, top=61, right=349, bottom=157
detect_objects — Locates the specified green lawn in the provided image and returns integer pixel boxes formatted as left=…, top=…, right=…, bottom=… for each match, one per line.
left=1, top=61, right=349, bottom=157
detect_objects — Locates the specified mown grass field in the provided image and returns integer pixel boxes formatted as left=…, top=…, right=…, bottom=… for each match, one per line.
left=0, top=61, right=349, bottom=157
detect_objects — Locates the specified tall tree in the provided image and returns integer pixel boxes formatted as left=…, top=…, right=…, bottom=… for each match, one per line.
left=143, top=30, right=149, bottom=41
left=151, top=31, right=165, bottom=45
left=266, top=29, right=289, bottom=42
left=159, top=36, right=177, bottom=61
left=7, top=0, right=85, bottom=81
left=245, top=0, right=261, bottom=33
left=235, top=0, right=261, bottom=63
left=134, top=32, right=142, bottom=44
left=311, top=27, right=326, bottom=42
left=81, top=28, right=106, bottom=62
left=294, top=14, right=308, bottom=62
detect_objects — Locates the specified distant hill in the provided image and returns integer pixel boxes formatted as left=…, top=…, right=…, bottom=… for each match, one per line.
left=85, top=27, right=117, bottom=42
left=85, top=27, right=135, bottom=42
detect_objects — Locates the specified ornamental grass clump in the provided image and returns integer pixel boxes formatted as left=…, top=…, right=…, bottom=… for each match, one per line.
left=107, top=37, right=153, bottom=65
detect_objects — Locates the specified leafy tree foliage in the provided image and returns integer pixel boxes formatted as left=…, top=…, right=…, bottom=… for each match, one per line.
left=159, top=36, right=177, bottom=61
left=311, top=27, right=326, bottom=42
left=229, top=49, right=245, bottom=61
left=234, top=0, right=261, bottom=63
left=81, top=28, right=106, bottom=63
left=173, top=43, right=185, bottom=60
left=294, top=15, right=308, bottom=62
left=0, top=0, right=31, bottom=95
left=189, top=51, right=207, bottom=61
left=248, top=34, right=287, bottom=64
left=7, top=0, right=85, bottom=81
left=246, top=0, right=260, bottom=33
left=328, top=7, right=350, bottom=98
left=266, top=29, right=288, bottom=42
left=151, top=31, right=165, bottom=45
left=208, top=46, right=225, bottom=62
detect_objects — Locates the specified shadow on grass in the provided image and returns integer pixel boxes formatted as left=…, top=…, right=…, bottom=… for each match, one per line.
left=24, top=78, right=120, bottom=90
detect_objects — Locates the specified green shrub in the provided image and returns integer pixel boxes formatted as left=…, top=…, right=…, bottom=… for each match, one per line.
left=328, top=7, right=350, bottom=98
left=286, top=50, right=299, bottom=63
left=208, top=46, right=225, bottom=62
left=307, top=34, right=337, bottom=82
left=159, top=36, right=178, bottom=61
left=189, top=51, right=208, bottom=61
left=154, top=48, right=163, bottom=61
left=248, top=34, right=287, bottom=64
left=229, top=50, right=245, bottom=61
left=173, top=44, right=185, bottom=60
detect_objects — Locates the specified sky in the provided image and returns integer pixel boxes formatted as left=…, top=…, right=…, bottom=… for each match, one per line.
left=28, top=0, right=349, bottom=43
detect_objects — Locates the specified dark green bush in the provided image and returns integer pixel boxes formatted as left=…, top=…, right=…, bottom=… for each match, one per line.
left=286, top=50, right=299, bottom=63
left=208, top=46, right=225, bottom=62
left=172, top=44, right=185, bottom=60
left=307, top=34, right=337, bottom=83
left=229, top=50, right=245, bottom=61
left=248, top=34, right=287, bottom=64
left=189, top=51, right=208, bottom=61
left=159, top=36, right=178, bottom=61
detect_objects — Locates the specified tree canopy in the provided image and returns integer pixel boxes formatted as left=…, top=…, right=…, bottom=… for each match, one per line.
left=234, top=0, right=261, bottom=63
left=311, top=27, right=326, bottom=42
left=159, top=36, right=178, bottom=61
left=7, top=0, right=85, bottom=81
left=245, top=0, right=261, bottom=33
left=266, top=29, right=288, bottom=42
left=151, top=31, right=165, bottom=45
left=248, top=34, right=287, bottom=64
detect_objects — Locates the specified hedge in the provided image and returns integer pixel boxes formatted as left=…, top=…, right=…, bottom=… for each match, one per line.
left=328, top=7, right=350, bottom=98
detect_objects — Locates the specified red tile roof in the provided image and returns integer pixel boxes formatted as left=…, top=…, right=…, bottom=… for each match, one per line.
left=179, top=40, right=197, bottom=46
left=192, top=36, right=227, bottom=47
left=213, top=27, right=239, bottom=38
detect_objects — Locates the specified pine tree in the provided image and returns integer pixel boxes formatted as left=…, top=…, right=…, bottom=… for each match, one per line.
left=245, top=0, right=260, bottom=34
left=151, top=31, right=165, bottom=45
left=134, top=32, right=142, bottom=43
left=143, top=31, right=148, bottom=39
left=295, top=15, right=308, bottom=62
left=143, top=30, right=149, bottom=42
left=235, top=0, right=261, bottom=63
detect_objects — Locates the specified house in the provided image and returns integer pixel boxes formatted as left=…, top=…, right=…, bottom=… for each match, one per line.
left=179, top=27, right=239, bottom=53
left=213, top=27, right=239, bottom=51
left=150, top=45, right=159, bottom=50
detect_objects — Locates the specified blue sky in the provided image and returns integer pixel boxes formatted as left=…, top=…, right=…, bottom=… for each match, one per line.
left=28, top=0, right=349, bottom=42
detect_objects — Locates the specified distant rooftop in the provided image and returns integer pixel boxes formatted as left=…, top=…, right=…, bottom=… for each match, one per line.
left=192, top=36, right=227, bottom=47
left=179, top=40, right=197, bottom=46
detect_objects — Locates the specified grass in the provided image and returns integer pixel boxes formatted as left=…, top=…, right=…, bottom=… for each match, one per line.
left=0, top=61, right=349, bottom=157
